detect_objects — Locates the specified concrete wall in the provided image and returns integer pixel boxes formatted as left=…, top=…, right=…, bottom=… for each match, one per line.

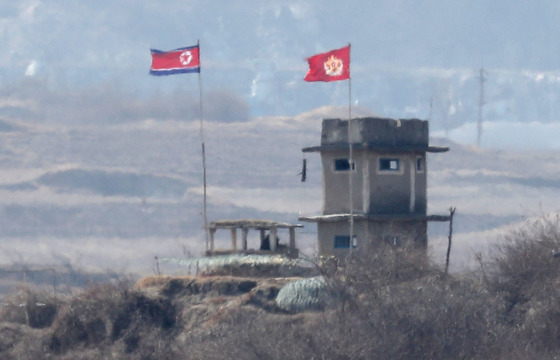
left=367, top=152, right=427, bottom=215
left=321, top=117, right=429, bottom=147
left=321, top=150, right=364, bottom=215
left=317, top=221, right=368, bottom=258
left=317, top=220, right=427, bottom=257
left=321, top=150, right=427, bottom=215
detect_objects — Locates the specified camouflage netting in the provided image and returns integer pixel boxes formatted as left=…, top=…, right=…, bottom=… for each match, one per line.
left=275, top=276, right=331, bottom=313
left=159, top=256, right=331, bottom=311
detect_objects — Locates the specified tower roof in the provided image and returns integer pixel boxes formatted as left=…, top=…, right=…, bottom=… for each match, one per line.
left=303, top=117, right=449, bottom=153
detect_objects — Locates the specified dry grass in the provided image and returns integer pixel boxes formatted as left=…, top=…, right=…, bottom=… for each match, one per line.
left=1, top=217, right=560, bottom=358
left=134, top=275, right=191, bottom=289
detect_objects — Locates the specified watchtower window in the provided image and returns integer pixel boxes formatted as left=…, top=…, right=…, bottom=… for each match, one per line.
left=416, top=157, right=424, bottom=172
left=384, top=235, right=401, bottom=247
left=334, top=235, right=357, bottom=249
left=334, top=158, right=355, bottom=171
left=379, top=158, right=400, bottom=171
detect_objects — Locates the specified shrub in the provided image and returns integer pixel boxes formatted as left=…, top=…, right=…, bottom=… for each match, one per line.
left=488, top=214, right=560, bottom=357
left=0, top=288, right=59, bottom=328
left=313, top=245, right=506, bottom=359
left=49, top=281, right=177, bottom=357
left=489, top=215, right=560, bottom=305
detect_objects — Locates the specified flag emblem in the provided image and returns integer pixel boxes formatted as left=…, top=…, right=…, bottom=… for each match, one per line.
left=324, top=55, right=344, bottom=76
left=180, top=51, right=193, bottom=65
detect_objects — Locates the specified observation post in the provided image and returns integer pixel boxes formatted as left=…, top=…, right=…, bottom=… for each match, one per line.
left=299, top=117, right=450, bottom=258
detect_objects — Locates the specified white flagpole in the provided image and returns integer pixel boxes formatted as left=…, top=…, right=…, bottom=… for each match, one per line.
left=197, top=39, right=210, bottom=252
left=347, top=43, right=354, bottom=253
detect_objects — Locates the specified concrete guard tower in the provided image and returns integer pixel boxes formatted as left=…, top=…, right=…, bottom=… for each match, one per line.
left=299, top=117, right=450, bottom=258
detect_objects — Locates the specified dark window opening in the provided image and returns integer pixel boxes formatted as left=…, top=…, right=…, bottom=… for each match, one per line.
left=384, top=235, right=401, bottom=247
left=334, top=158, right=355, bottom=171
left=334, top=235, right=358, bottom=249
left=417, top=158, right=424, bottom=172
left=379, top=158, right=400, bottom=171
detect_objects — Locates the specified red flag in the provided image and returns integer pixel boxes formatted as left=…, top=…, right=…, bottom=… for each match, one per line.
left=150, top=45, right=200, bottom=76
left=304, top=45, right=350, bottom=82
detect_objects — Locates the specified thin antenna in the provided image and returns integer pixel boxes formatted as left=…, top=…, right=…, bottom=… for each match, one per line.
left=477, top=67, right=487, bottom=147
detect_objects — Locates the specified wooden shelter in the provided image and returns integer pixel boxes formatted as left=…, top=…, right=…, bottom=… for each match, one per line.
left=207, top=219, right=303, bottom=258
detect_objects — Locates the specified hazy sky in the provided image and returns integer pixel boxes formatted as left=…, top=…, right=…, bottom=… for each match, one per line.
left=4, top=1, right=558, bottom=79
left=2, top=1, right=560, bottom=126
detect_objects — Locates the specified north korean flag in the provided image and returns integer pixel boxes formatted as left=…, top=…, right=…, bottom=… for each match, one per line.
left=150, top=45, right=200, bottom=76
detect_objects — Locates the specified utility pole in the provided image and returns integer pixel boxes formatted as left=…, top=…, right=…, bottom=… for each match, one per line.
left=477, top=68, right=487, bottom=147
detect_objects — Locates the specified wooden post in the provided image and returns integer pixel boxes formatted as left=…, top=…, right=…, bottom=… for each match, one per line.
left=270, top=227, right=277, bottom=252
left=155, top=256, right=160, bottom=275
left=259, top=228, right=266, bottom=251
left=209, top=228, right=216, bottom=253
left=445, top=207, right=456, bottom=275
left=242, top=227, right=249, bottom=250
left=289, top=227, right=296, bottom=258
left=230, top=228, right=237, bottom=250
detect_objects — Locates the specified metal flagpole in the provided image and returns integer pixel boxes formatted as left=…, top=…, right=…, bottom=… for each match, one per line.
left=197, top=39, right=210, bottom=252
left=347, top=43, right=354, bottom=253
